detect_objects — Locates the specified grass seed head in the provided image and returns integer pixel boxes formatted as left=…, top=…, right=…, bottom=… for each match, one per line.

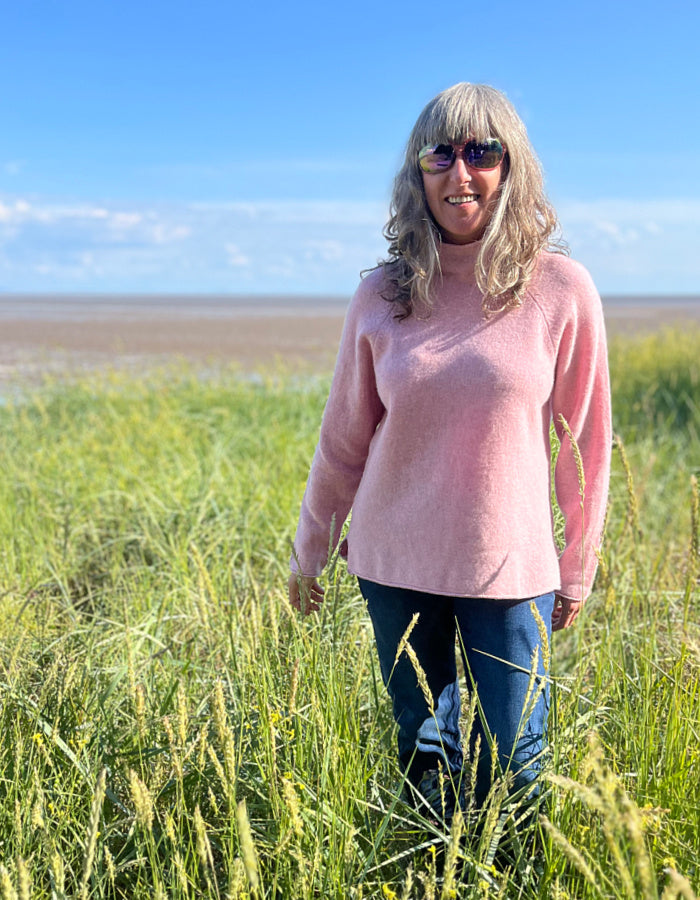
left=104, top=847, right=116, bottom=885
left=176, top=683, right=188, bottom=746
left=281, top=776, right=304, bottom=838
left=236, top=799, right=260, bottom=893
left=194, top=805, right=212, bottom=871
left=16, top=861, right=30, bottom=900
left=660, top=866, right=698, bottom=900
left=128, top=769, right=154, bottom=832
left=134, top=682, right=147, bottom=741
left=80, top=768, right=106, bottom=899
left=288, top=657, right=300, bottom=715
left=212, top=678, right=228, bottom=746
left=615, top=433, right=641, bottom=539
left=690, top=474, right=699, bottom=576
left=49, top=851, right=65, bottom=895
left=173, top=852, right=189, bottom=894
left=403, top=639, right=434, bottom=714
left=442, top=808, right=464, bottom=897
left=208, top=786, right=221, bottom=818
left=0, top=865, right=18, bottom=900
left=530, top=599, right=551, bottom=673
left=540, top=816, right=599, bottom=885
left=394, top=613, right=420, bottom=668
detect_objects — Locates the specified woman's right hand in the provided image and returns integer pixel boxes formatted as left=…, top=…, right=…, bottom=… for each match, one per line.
left=288, top=573, right=325, bottom=615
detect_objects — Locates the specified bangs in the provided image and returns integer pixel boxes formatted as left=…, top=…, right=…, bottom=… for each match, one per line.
left=412, top=84, right=508, bottom=149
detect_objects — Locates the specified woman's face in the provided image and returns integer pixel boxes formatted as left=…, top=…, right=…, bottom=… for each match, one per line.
left=421, top=141, right=504, bottom=244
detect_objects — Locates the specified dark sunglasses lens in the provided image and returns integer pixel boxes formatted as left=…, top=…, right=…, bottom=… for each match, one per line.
left=419, top=144, right=455, bottom=173
left=466, top=140, right=504, bottom=169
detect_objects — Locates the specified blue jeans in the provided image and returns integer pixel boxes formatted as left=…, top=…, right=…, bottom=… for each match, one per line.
left=359, top=578, right=554, bottom=807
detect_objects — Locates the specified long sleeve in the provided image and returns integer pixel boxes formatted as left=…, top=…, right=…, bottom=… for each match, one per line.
left=290, top=280, right=386, bottom=575
left=550, top=264, right=612, bottom=601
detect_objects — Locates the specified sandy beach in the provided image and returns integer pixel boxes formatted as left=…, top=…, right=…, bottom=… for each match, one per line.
left=1, top=293, right=699, bottom=389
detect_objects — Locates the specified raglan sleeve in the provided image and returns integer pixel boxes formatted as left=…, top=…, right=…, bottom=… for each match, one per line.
left=290, top=280, right=386, bottom=576
left=551, top=263, right=612, bottom=601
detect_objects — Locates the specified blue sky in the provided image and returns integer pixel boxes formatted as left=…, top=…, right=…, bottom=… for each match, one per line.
left=1, top=0, right=698, bottom=296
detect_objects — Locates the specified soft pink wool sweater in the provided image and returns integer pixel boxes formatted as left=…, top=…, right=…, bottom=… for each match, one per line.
left=291, top=241, right=612, bottom=601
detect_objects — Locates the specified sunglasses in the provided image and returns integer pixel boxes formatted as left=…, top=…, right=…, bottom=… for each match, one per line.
left=418, top=139, right=506, bottom=174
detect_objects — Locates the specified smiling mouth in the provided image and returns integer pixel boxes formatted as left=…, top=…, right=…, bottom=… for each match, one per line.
left=447, top=195, right=479, bottom=204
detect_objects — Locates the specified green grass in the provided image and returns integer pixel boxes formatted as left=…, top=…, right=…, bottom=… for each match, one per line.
left=0, top=330, right=698, bottom=899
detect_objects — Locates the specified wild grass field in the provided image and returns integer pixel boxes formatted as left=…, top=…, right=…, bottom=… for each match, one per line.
left=0, top=326, right=698, bottom=899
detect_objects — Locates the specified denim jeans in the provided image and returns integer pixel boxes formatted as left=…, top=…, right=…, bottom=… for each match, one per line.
left=358, top=578, right=554, bottom=807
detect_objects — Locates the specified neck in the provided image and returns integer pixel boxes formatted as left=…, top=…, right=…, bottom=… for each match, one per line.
left=437, top=238, right=482, bottom=276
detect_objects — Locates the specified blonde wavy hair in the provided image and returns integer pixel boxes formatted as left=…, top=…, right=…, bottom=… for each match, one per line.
left=377, top=82, right=567, bottom=318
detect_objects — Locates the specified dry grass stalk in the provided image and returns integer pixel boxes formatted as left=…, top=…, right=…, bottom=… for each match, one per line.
left=539, top=816, right=599, bottom=885
left=530, top=600, right=551, bottom=673
left=236, top=799, right=261, bottom=894
left=288, top=657, right=300, bottom=715
left=403, top=639, right=434, bottom=714
left=79, top=767, right=107, bottom=900
left=615, top=432, right=641, bottom=539
left=176, top=682, right=189, bottom=746
left=394, top=613, right=420, bottom=668
left=689, top=474, right=699, bottom=578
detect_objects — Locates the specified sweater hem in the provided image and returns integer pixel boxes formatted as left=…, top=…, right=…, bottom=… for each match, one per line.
left=349, top=566, right=561, bottom=601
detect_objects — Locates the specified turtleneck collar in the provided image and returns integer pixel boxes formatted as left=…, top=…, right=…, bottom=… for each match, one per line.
left=437, top=238, right=483, bottom=278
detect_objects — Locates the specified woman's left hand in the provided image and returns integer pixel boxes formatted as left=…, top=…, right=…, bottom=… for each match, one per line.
left=288, top=573, right=325, bottom=615
left=551, top=594, right=582, bottom=631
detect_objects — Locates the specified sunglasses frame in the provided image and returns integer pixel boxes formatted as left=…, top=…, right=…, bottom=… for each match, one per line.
left=418, top=139, right=507, bottom=174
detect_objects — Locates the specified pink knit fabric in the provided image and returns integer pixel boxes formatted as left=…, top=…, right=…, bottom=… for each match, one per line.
left=291, top=241, right=612, bottom=601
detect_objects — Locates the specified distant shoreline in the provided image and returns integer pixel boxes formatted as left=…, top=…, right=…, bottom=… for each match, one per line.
left=0, top=292, right=698, bottom=390
left=0, top=291, right=698, bottom=324
left=1, top=291, right=699, bottom=308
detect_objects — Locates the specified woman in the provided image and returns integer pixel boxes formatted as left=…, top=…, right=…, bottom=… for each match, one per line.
left=288, top=83, right=611, bottom=818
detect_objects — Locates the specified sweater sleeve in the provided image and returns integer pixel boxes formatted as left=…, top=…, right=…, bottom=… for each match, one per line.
left=550, top=264, right=612, bottom=601
left=290, top=281, right=386, bottom=576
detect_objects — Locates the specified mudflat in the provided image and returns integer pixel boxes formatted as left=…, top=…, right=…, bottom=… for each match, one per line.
left=0, top=293, right=698, bottom=388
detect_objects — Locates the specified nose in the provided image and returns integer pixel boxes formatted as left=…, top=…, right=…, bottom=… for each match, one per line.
left=451, top=153, right=472, bottom=182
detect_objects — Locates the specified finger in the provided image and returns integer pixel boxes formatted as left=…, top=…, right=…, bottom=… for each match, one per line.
left=552, top=598, right=582, bottom=631
left=289, top=577, right=324, bottom=615
left=299, top=591, right=323, bottom=615
left=300, top=598, right=321, bottom=615
left=304, top=584, right=325, bottom=608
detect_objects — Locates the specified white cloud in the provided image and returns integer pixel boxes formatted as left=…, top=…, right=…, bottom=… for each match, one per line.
left=0, top=194, right=388, bottom=293
left=0, top=199, right=27, bottom=222
left=1, top=192, right=697, bottom=295
left=304, top=239, right=345, bottom=262
left=225, top=243, right=250, bottom=267
left=109, top=212, right=143, bottom=229
left=2, top=160, right=24, bottom=176
left=150, top=223, right=190, bottom=244
left=558, top=198, right=700, bottom=294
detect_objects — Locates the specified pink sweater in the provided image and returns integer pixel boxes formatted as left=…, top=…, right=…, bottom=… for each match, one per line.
left=291, top=241, right=612, bottom=601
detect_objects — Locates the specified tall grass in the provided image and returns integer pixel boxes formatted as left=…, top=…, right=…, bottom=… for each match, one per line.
left=0, top=328, right=698, bottom=898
